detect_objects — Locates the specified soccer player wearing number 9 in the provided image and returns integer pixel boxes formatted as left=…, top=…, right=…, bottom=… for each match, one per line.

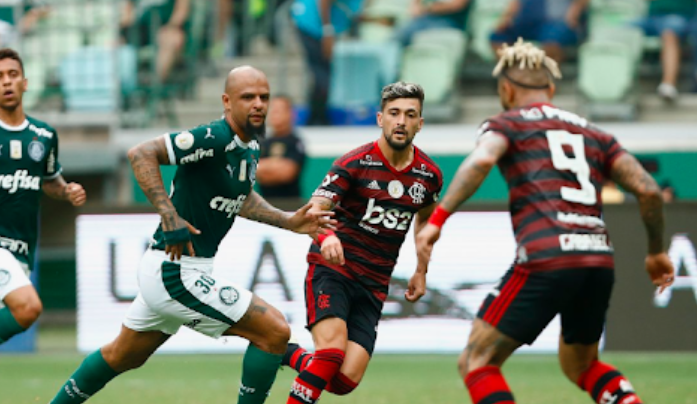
left=416, top=39, right=675, bottom=404
left=283, top=82, right=443, bottom=404
left=49, top=67, right=336, bottom=404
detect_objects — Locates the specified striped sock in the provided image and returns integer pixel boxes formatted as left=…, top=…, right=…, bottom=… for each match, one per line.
left=326, top=372, right=358, bottom=395
left=287, top=348, right=344, bottom=404
left=283, top=344, right=313, bottom=373
left=465, top=366, right=515, bottom=404
left=578, top=361, right=642, bottom=404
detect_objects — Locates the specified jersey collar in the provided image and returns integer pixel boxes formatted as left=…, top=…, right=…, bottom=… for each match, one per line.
left=0, top=118, right=29, bottom=132
left=373, top=140, right=419, bottom=175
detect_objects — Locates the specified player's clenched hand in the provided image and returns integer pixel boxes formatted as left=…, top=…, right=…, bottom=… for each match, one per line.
left=415, top=223, right=441, bottom=274
left=65, top=182, right=86, bottom=206
left=405, top=271, right=426, bottom=302
left=288, top=202, right=337, bottom=234
left=646, top=252, right=675, bottom=294
left=161, top=211, right=201, bottom=261
left=321, top=235, right=345, bottom=266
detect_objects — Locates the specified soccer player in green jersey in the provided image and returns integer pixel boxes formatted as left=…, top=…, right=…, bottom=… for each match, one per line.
left=49, top=66, right=335, bottom=404
left=0, top=48, right=86, bottom=347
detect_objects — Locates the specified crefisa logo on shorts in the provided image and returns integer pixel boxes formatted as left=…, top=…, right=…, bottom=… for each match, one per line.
left=0, top=269, right=10, bottom=286
left=219, top=286, right=239, bottom=306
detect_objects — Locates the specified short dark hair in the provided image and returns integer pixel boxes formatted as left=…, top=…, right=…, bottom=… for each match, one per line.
left=0, top=48, right=24, bottom=75
left=380, top=82, right=424, bottom=113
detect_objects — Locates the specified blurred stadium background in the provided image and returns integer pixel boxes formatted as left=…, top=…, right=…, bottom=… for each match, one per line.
left=0, top=0, right=696, bottom=403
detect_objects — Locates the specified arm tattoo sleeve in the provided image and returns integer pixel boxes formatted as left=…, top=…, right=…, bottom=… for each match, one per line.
left=128, top=138, right=175, bottom=217
left=610, top=153, right=664, bottom=253
left=309, top=196, right=334, bottom=211
left=239, top=191, right=291, bottom=229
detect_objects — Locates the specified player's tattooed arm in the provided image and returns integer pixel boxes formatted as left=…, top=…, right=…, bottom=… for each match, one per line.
left=309, top=196, right=335, bottom=212
left=239, top=190, right=292, bottom=229
left=610, top=153, right=664, bottom=254
left=42, top=175, right=69, bottom=200
left=439, top=132, right=509, bottom=212
left=127, top=137, right=177, bottom=222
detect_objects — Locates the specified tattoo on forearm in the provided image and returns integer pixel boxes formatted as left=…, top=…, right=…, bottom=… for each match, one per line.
left=611, top=154, right=664, bottom=253
left=239, top=192, right=289, bottom=229
left=310, top=196, right=334, bottom=211
left=129, top=140, right=175, bottom=220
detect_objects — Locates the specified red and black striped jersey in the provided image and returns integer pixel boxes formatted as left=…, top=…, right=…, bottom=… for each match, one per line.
left=308, top=141, right=443, bottom=300
left=480, top=103, right=626, bottom=272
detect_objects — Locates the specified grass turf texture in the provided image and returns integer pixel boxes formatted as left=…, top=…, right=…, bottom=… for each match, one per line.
left=1, top=327, right=696, bottom=404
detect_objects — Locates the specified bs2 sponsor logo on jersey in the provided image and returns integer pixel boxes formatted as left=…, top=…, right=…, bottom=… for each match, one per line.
left=361, top=198, right=413, bottom=231
left=0, top=170, right=40, bottom=194
left=210, top=195, right=247, bottom=218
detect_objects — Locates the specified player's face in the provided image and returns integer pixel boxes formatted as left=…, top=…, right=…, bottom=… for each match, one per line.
left=224, top=78, right=270, bottom=139
left=377, top=98, right=423, bottom=151
left=0, top=58, right=26, bottom=111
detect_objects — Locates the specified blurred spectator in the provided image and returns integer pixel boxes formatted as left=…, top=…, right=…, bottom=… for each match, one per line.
left=256, top=96, right=307, bottom=198
left=661, top=181, right=677, bottom=202
left=635, top=0, right=697, bottom=102
left=394, top=0, right=472, bottom=46
left=0, top=1, right=49, bottom=47
left=291, top=0, right=365, bottom=126
left=490, top=0, right=589, bottom=62
left=121, top=0, right=191, bottom=84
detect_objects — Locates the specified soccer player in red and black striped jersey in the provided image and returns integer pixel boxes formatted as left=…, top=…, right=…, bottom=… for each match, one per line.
left=284, top=82, right=443, bottom=404
left=416, top=39, right=675, bottom=404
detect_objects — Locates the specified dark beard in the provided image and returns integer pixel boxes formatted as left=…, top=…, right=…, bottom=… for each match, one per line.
left=385, top=132, right=411, bottom=151
left=245, top=119, right=266, bottom=139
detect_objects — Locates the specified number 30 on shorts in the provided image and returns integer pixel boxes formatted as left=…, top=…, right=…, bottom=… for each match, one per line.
left=546, top=130, right=597, bottom=205
left=194, top=274, right=216, bottom=294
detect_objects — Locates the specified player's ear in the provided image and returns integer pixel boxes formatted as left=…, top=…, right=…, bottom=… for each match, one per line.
left=21, top=77, right=27, bottom=92
left=376, top=111, right=383, bottom=128
left=222, top=93, right=231, bottom=112
left=547, top=82, right=556, bottom=99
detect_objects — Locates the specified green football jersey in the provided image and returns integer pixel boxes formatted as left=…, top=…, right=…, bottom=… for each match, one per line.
left=0, top=116, right=62, bottom=268
left=151, top=118, right=260, bottom=258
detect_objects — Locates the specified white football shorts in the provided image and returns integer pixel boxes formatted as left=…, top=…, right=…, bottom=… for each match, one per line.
left=123, top=249, right=253, bottom=338
left=0, top=248, right=31, bottom=308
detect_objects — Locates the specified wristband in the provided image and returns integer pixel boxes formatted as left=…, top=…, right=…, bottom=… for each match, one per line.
left=318, top=230, right=336, bottom=245
left=428, top=206, right=451, bottom=229
left=163, top=227, right=191, bottom=245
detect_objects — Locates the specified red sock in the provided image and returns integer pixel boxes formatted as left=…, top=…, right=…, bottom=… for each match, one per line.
left=288, top=346, right=313, bottom=373
left=578, top=360, right=642, bottom=404
left=287, top=348, right=344, bottom=404
left=326, top=371, right=358, bottom=395
left=465, top=366, right=515, bottom=404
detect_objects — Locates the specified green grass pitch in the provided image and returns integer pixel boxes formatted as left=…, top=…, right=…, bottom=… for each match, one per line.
left=1, top=327, right=696, bottom=404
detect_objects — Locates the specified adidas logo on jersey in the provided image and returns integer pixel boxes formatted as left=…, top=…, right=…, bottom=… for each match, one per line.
left=0, top=169, right=40, bottom=194
left=367, top=180, right=380, bottom=190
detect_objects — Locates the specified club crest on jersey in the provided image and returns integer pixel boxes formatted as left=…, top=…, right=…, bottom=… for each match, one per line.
left=219, top=286, right=239, bottom=305
left=175, top=131, right=195, bottom=150
left=408, top=182, right=427, bottom=204
left=28, top=141, right=45, bottom=162
left=388, top=180, right=404, bottom=199
left=0, top=269, right=10, bottom=286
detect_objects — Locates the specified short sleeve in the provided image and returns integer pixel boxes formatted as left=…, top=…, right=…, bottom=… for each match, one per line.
left=600, top=134, right=627, bottom=177
left=163, top=125, right=225, bottom=166
left=44, top=130, right=62, bottom=180
left=311, top=159, right=352, bottom=204
left=476, top=118, right=511, bottom=146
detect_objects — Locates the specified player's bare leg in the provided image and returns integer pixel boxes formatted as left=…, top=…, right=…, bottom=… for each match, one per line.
left=0, top=285, right=41, bottom=344
left=559, top=337, right=643, bottom=404
left=223, top=294, right=290, bottom=404
left=49, top=326, right=169, bottom=404
left=458, top=319, right=521, bottom=404
left=287, top=317, right=347, bottom=404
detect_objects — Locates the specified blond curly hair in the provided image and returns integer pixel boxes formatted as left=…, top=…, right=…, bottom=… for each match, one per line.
left=492, top=38, right=562, bottom=80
